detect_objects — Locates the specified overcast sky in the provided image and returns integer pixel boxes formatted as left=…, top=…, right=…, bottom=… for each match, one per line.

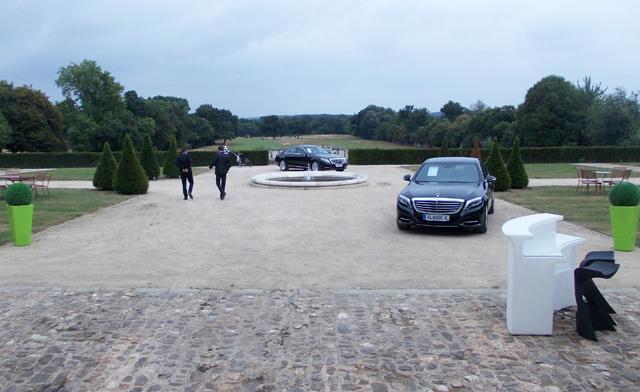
left=1, top=1, right=638, bottom=117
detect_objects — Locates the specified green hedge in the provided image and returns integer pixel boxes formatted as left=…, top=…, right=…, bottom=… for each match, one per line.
left=349, top=146, right=640, bottom=164
left=0, top=150, right=270, bottom=168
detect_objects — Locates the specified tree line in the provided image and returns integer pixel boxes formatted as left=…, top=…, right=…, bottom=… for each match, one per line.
left=0, top=60, right=638, bottom=153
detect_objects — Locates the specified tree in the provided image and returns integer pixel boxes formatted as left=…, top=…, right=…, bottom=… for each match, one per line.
left=0, top=112, right=10, bottom=152
left=114, top=134, right=148, bottom=194
left=162, top=135, right=179, bottom=178
left=93, top=142, right=118, bottom=190
left=517, top=75, right=587, bottom=146
left=0, top=82, right=67, bottom=152
left=577, top=76, right=607, bottom=106
left=140, top=133, right=160, bottom=180
left=586, top=88, right=640, bottom=146
left=485, top=138, right=511, bottom=191
left=259, top=115, right=285, bottom=139
left=351, top=105, right=397, bottom=140
left=506, top=137, right=528, bottom=189
left=440, top=100, right=466, bottom=122
left=439, top=137, right=450, bottom=156
left=56, top=59, right=125, bottom=123
left=194, top=104, right=239, bottom=142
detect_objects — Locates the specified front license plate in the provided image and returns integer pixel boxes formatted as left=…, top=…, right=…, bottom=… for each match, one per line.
left=335, top=164, right=343, bottom=168
left=424, top=214, right=449, bottom=222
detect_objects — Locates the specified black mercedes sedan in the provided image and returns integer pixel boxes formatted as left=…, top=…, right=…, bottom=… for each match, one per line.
left=275, top=145, right=348, bottom=171
left=396, top=157, right=495, bottom=233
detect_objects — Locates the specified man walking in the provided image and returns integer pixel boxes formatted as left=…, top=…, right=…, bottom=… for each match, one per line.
left=209, top=145, right=232, bottom=200
left=176, top=147, right=194, bottom=200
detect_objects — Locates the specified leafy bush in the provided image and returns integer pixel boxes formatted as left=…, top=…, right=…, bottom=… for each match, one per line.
left=113, top=134, right=149, bottom=195
left=439, top=138, right=450, bottom=156
left=485, top=139, right=511, bottom=191
left=140, top=133, right=160, bottom=180
left=609, top=182, right=640, bottom=206
left=5, top=182, right=33, bottom=206
left=507, top=137, right=528, bottom=189
left=93, top=142, right=118, bottom=190
left=162, top=136, right=179, bottom=178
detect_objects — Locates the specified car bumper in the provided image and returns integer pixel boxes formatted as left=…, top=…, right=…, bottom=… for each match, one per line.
left=396, top=202, right=485, bottom=229
left=320, top=162, right=347, bottom=171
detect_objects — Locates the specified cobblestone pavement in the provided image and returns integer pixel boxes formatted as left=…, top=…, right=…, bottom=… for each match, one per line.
left=1, top=287, right=639, bottom=392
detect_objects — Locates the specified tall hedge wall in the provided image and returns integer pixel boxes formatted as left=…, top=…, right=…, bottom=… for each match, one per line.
left=0, top=146, right=638, bottom=168
left=0, top=150, right=270, bottom=168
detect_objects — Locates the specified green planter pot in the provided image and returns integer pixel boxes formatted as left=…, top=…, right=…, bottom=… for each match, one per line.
left=610, top=205, right=639, bottom=251
left=7, top=204, right=34, bottom=246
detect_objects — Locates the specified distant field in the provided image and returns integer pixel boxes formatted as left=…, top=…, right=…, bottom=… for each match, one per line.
left=195, top=135, right=418, bottom=151
left=18, top=167, right=209, bottom=181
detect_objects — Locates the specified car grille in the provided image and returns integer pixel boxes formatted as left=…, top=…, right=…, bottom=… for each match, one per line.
left=330, top=158, right=346, bottom=164
left=412, top=198, right=464, bottom=214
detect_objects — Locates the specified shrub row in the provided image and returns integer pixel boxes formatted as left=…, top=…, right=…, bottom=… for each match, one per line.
left=0, top=150, right=271, bottom=168
left=348, top=146, right=640, bottom=165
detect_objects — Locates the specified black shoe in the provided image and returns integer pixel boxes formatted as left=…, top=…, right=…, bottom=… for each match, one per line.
left=221, top=192, right=226, bottom=200
left=189, top=194, right=193, bottom=200
left=184, top=197, right=188, bottom=200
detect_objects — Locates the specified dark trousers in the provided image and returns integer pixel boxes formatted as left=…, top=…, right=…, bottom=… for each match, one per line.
left=180, top=173, right=194, bottom=197
left=216, top=174, right=227, bottom=195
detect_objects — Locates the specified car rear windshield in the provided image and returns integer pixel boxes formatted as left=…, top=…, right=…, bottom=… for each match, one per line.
left=414, top=162, right=480, bottom=183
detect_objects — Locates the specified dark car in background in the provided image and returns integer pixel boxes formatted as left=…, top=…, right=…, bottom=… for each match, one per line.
left=396, top=157, right=495, bottom=233
left=275, top=145, right=348, bottom=171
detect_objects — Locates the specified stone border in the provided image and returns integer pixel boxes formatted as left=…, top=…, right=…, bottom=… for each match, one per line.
left=250, top=171, right=368, bottom=188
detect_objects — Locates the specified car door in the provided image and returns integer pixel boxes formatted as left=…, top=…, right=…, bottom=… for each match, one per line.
left=287, top=147, right=306, bottom=169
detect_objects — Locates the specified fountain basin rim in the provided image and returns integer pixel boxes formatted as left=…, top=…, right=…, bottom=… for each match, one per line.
left=250, top=171, right=368, bottom=188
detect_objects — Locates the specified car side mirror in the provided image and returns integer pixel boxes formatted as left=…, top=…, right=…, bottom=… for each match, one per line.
left=487, top=175, right=496, bottom=183
left=403, top=174, right=412, bottom=182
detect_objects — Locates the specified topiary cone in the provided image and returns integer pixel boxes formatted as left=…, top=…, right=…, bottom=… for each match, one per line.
left=485, top=138, right=511, bottom=191
left=140, top=133, right=160, bottom=180
left=163, top=136, right=179, bottom=178
left=507, top=137, right=528, bottom=189
left=93, top=142, right=118, bottom=190
left=113, top=134, right=149, bottom=195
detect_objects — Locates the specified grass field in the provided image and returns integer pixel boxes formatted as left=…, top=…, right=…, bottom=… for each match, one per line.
left=498, top=186, right=638, bottom=246
left=196, top=134, right=418, bottom=151
left=0, top=189, right=133, bottom=246
left=17, top=167, right=210, bottom=181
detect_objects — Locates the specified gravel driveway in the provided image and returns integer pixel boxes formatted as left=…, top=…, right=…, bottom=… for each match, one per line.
left=0, top=165, right=637, bottom=289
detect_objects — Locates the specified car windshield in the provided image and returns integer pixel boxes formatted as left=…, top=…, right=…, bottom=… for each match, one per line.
left=414, top=162, right=480, bottom=183
left=303, top=146, right=329, bottom=154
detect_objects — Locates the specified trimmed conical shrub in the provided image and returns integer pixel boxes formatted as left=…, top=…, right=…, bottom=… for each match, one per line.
left=440, top=138, right=450, bottom=156
left=162, top=136, right=179, bottom=178
left=140, top=133, right=160, bottom=180
left=485, top=138, right=511, bottom=191
left=93, top=142, right=118, bottom=191
left=507, top=137, right=528, bottom=189
left=114, top=134, right=149, bottom=194
left=470, top=139, right=481, bottom=159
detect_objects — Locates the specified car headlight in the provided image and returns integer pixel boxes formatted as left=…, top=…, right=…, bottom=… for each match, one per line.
left=463, top=197, right=483, bottom=211
left=398, top=194, right=411, bottom=207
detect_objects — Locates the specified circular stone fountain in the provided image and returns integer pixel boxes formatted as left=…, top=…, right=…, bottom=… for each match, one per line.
left=250, top=171, right=367, bottom=188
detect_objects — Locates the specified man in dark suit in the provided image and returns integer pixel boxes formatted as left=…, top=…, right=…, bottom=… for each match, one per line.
left=175, top=147, right=194, bottom=200
left=209, top=145, right=232, bottom=200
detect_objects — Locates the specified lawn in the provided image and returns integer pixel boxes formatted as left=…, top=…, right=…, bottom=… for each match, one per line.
left=0, top=189, right=133, bottom=246
left=498, top=186, right=638, bottom=246
left=18, top=167, right=209, bottom=181
left=196, top=135, right=418, bottom=151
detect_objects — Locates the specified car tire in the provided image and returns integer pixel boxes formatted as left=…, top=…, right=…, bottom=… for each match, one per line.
left=488, top=197, right=494, bottom=214
left=475, top=207, right=488, bottom=234
left=279, top=160, right=288, bottom=171
left=397, top=221, right=410, bottom=231
left=311, top=161, right=320, bottom=171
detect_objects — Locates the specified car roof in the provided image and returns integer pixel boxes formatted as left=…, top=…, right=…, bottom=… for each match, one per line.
left=425, top=157, right=480, bottom=164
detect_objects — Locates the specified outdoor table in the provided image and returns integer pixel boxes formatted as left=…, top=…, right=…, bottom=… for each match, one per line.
left=595, top=171, right=611, bottom=192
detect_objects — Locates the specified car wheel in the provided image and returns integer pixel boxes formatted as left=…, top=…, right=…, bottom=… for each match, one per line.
left=475, top=207, right=488, bottom=234
left=488, top=197, right=494, bottom=214
left=311, top=161, right=320, bottom=171
left=397, top=221, right=410, bottom=231
left=279, top=160, right=288, bottom=171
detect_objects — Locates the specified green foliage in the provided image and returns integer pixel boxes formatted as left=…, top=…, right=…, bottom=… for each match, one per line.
left=259, top=115, right=286, bottom=139
left=0, top=83, right=67, bottom=152
left=517, top=75, right=587, bottom=147
left=507, top=137, right=528, bottom=189
left=113, top=134, right=148, bottom=194
left=609, top=182, right=640, bottom=206
left=93, top=142, right=118, bottom=190
left=162, top=136, right=179, bottom=178
left=194, top=104, right=238, bottom=141
left=485, top=139, right=511, bottom=191
left=5, top=182, right=33, bottom=206
left=440, top=100, right=466, bottom=122
left=0, top=112, right=10, bottom=150
left=439, top=138, right=450, bottom=156
left=140, top=133, right=160, bottom=180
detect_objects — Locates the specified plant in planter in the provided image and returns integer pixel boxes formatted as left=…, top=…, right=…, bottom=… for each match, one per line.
left=5, top=182, right=34, bottom=246
left=608, top=182, right=640, bottom=251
